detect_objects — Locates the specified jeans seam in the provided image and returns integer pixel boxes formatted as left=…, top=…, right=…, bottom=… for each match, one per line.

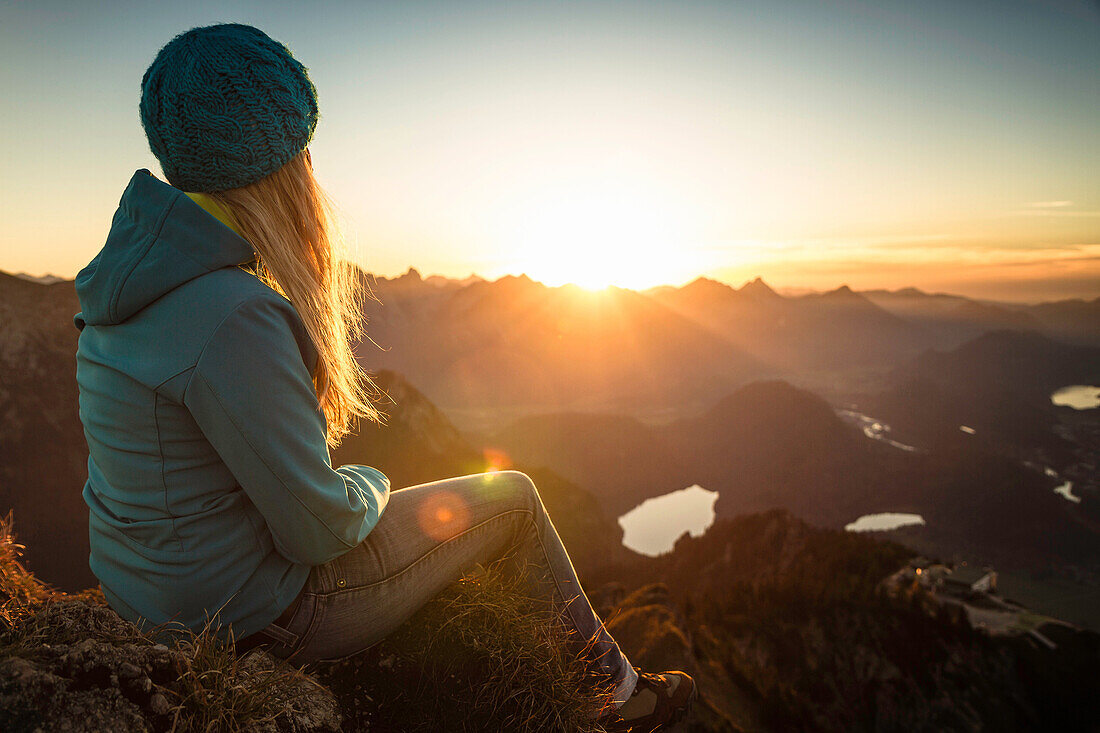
left=284, top=593, right=324, bottom=663
left=366, top=534, right=387, bottom=578
left=524, top=494, right=627, bottom=678
left=314, top=508, right=535, bottom=598
left=527, top=509, right=592, bottom=644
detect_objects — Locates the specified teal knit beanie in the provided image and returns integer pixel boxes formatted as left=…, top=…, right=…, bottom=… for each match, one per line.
left=140, top=24, right=319, bottom=192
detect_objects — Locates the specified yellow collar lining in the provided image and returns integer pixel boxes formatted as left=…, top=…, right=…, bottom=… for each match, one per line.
left=184, top=192, right=244, bottom=238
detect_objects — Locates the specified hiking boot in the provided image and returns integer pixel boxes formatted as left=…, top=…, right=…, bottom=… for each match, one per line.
left=600, top=668, right=697, bottom=732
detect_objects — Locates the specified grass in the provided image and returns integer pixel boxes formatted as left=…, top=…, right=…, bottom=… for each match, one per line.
left=161, top=617, right=339, bottom=732
left=1, top=514, right=615, bottom=732
left=316, top=557, right=617, bottom=733
left=0, top=512, right=55, bottom=631
left=0, top=514, right=336, bottom=732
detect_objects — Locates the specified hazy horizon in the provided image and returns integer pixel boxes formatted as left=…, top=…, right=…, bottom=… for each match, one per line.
left=7, top=262, right=1095, bottom=306
left=3, top=0, right=1097, bottom=302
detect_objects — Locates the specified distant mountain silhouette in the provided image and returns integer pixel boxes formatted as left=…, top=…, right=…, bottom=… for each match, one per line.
left=11, top=272, right=66, bottom=285
left=861, top=287, right=1046, bottom=350
left=863, top=287, right=1100, bottom=348
left=357, top=270, right=770, bottom=420
left=901, top=329, right=1100, bottom=397
left=0, top=271, right=90, bottom=590
left=738, top=275, right=783, bottom=300
left=348, top=270, right=1099, bottom=428
left=869, top=330, right=1100, bottom=458
left=1023, top=296, right=1100, bottom=347
left=647, top=277, right=933, bottom=374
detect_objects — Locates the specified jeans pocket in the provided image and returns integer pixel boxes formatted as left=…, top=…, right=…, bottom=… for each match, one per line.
left=282, top=593, right=330, bottom=665
left=269, top=592, right=320, bottom=662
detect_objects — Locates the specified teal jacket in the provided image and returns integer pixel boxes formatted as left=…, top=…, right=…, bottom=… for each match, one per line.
left=73, top=169, right=390, bottom=640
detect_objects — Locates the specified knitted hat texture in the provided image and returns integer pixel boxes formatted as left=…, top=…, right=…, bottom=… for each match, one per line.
left=140, top=24, right=318, bottom=192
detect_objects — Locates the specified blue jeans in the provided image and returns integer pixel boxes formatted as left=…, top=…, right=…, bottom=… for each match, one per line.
left=260, top=470, right=637, bottom=701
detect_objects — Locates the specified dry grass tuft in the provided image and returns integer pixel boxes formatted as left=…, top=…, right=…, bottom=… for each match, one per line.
left=0, top=511, right=55, bottom=631
left=317, top=557, right=617, bottom=732
left=2, top=514, right=616, bottom=731
left=164, top=618, right=339, bottom=732
left=0, top=514, right=339, bottom=732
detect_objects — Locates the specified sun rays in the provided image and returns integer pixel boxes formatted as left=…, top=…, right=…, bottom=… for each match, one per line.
left=493, top=177, right=710, bottom=291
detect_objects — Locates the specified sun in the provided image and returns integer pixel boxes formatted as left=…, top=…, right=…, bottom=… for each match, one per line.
left=495, top=179, right=707, bottom=290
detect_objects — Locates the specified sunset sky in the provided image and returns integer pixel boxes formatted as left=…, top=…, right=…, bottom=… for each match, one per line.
left=2, top=0, right=1097, bottom=302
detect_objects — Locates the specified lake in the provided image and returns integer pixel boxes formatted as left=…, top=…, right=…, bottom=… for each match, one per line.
left=618, top=484, right=719, bottom=556
left=845, top=513, right=926, bottom=533
left=1051, top=385, right=1100, bottom=410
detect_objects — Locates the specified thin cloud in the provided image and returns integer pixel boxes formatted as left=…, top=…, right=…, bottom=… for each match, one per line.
left=1027, top=200, right=1074, bottom=208
left=1011, top=210, right=1100, bottom=217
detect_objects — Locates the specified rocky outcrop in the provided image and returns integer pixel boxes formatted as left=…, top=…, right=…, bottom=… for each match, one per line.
left=593, top=512, right=1100, bottom=733
left=0, top=598, right=341, bottom=732
left=602, top=585, right=694, bottom=674
left=0, top=521, right=341, bottom=733
left=0, top=517, right=608, bottom=733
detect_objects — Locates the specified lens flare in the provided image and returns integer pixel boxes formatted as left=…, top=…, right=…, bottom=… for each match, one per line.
left=416, top=490, right=471, bottom=542
left=482, top=447, right=512, bottom=474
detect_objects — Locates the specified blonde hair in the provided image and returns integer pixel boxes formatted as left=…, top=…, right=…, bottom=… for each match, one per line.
left=208, top=149, right=384, bottom=447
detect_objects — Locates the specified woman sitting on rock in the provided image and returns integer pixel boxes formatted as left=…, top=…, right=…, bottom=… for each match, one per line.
left=73, top=23, right=694, bottom=731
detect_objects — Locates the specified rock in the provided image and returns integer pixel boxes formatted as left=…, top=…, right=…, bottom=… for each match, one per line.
left=0, top=657, right=40, bottom=682
left=0, top=597, right=342, bottom=732
left=148, top=692, right=170, bottom=716
left=605, top=583, right=696, bottom=674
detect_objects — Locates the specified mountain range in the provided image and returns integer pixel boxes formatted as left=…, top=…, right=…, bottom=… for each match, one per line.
left=2, top=268, right=1096, bottom=610
left=2, top=266, right=1099, bottom=730
left=358, top=268, right=1099, bottom=425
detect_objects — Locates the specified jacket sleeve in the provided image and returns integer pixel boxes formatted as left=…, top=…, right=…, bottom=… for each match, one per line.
left=183, top=294, right=390, bottom=567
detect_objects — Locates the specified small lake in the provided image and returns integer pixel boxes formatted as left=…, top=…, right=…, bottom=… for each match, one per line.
left=845, top=513, right=926, bottom=533
left=618, top=485, right=719, bottom=557
left=1051, top=385, right=1100, bottom=410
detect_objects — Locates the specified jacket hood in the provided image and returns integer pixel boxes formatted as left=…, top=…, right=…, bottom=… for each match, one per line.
left=74, top=170, right=257, bottom=330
